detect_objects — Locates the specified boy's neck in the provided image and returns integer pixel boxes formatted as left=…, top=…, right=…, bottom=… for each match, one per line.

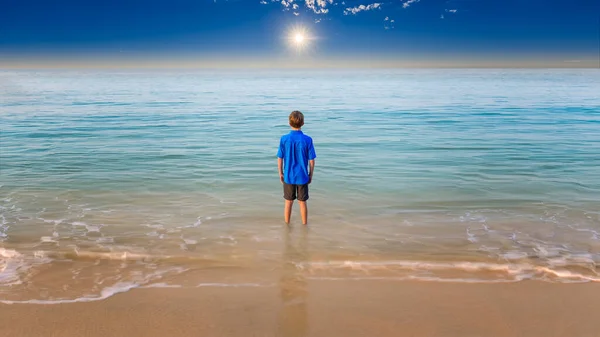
left=291, top=127, right=302, bottom=131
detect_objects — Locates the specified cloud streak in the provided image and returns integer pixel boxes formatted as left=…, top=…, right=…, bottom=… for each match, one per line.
left=402, top=0, right=420, bottom=9
left=384, top=16, right=395, bottom=29
left=256, top=0, right=428, bottom=28
left=344, top=3, right=382, bottom=15
left=305, top=0, right=334, bottom=14
left=262, top=0, right=423, bottom=16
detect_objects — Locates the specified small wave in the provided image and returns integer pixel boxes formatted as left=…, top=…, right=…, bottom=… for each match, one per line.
left=96, top=237, right=115, bottom=244
left=308, top=276, right=519, bottom=284
left=41, top=219, right=64, bottom=226
left=1, top=248, right=44, bottom=286
left=40, top=236, right=58, bottom=244
left=72, top=221, right=102, bottom=233
left=217, top=236, right=237, bottom=245
left=0, top=248, right=20, bottom=259
left=568, top=225, right=600, bottom=240
left=143, top=224, right=164, bottom=229
left=85, top=225, right=101, bottom=233
left=196, top=283, right=273, bottom=288
left=179, top=218, right=202, bottom=229
left=183, top=238, right=198, bottom=245
left=1, top=266, right=188, bottom=305
left=34, top=249, right=224, bottom=266
left=0, top=216, right=8, bottom=241
left=502, top=251, right=528, bottom=260
left=466, top=227, right=477, bottom=243
left=301, top=260, right=600, bottom=283
left=70, top=249, right=152, bottom=261
left=0, top=249, right=23, bottom=286
left=13, top=248, right=154, bottom=263
left=141, top=283, right=182, bottom=288
left=1, top=282, right=139, bottom=305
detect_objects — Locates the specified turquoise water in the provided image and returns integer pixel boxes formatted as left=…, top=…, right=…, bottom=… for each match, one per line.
left=1, top=69, right=599, bottom=302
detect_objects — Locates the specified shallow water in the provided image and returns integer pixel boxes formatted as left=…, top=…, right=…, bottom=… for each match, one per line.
left=1, top=69, right=599, bottom=303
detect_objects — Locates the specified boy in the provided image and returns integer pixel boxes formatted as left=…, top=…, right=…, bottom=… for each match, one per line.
left=277, top=111, right=316, bottom=225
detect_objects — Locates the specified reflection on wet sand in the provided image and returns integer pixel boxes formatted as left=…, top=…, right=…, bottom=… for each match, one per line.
left=278, top=226, right=309, bottom=337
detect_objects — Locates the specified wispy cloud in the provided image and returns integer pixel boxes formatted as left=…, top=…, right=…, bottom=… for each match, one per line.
left=305, top=0, right=334, bottom=14
left=344, top=3, right=382, bottom=15
left=264, top=0, right=423, bottom=16
left=402, top=0, right=420, bottom=9
left=257, top=0, right=432, bottom=29
left=384, top=16, right=395, bottom=29
left=441, top=8, right=457, bottom=18
left=281, top=0, right=293, bottom=9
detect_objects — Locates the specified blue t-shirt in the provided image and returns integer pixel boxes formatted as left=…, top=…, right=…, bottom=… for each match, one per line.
left=277, top=130, right=316, bottom=185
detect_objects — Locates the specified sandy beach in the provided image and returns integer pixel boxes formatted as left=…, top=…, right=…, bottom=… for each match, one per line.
left=1, top=281, right=599, bottom=337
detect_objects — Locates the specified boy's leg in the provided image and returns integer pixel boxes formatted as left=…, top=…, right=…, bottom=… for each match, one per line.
left=299, top=201, right=308, bottom=225
left=283, top=183, right=297, bottom=224
left=284, top=200, right=293, bottom=224
left=297, top=184, right=309, bottom=225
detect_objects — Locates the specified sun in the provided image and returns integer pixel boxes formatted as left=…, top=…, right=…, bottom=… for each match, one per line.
left=287, top=26, right=311, bottom=50
left=294, top=33, right=305, bottom=45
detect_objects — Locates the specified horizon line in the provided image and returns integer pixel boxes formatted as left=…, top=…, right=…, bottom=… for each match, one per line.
left=2, top=53, right=598, bottom=69
left=2, top=61, right=597, bottom=70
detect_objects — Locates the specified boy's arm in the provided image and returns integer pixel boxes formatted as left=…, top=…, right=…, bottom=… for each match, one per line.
left=308, top=139, right=316, bottom=184
left=277, top=138, right=284, bottom=184
left=278, top=158, right=284, bottom=184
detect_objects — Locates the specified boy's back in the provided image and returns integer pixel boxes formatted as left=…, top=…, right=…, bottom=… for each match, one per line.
left=277, top=111, right=316, bottom=225
left=278, top=130, right=316, bottom=186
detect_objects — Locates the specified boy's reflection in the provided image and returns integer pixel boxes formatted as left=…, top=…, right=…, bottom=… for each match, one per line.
left=279, top=226, right=309, bottom=337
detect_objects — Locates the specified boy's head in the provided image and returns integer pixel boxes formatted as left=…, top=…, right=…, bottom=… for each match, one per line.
left=289, top=110, right=304, bottom=129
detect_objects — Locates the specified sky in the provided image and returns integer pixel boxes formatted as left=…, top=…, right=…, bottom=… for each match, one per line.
left=1, top=0, right=599, bottom=67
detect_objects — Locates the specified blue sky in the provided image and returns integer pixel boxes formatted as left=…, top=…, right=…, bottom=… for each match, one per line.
left=1, top=0, right=598, bottom=67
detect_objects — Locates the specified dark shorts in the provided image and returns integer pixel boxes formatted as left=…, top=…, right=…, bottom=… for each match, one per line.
left=283, top=183, right=309, bottom=201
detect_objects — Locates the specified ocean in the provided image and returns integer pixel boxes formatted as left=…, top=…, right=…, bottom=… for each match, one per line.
left=1, top=69, right=599, bottom=303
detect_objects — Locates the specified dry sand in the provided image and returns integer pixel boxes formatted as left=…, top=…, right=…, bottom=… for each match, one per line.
left=1, top=280, right=599, bottom=337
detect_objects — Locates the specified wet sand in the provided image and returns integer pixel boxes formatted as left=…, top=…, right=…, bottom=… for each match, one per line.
left=1, top=281, right=599, bottom=337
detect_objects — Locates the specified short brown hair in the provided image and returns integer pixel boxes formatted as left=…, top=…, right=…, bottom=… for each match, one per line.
left=289, top=110, right=304, bottom=129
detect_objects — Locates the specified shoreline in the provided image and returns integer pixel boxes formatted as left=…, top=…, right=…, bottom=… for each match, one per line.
left=1, top=280, right=599, bottom=337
